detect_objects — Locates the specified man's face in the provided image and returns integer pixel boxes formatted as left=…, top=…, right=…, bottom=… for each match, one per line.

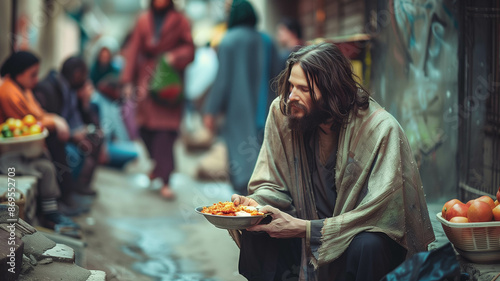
left=70, top=69, right=88, bottom=90
left=15, top=64, right=40, bottom=90
left=286, top=64, right=326, bottom=132
left=276, top=24, right=293, bottom=48
left=153, top=0, right=170, bottom=10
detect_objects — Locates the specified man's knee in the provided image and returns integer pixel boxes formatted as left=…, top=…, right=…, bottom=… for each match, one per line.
left=348, top=232, right=389, bottom=258
left=32, top=158, right=57, bottom=175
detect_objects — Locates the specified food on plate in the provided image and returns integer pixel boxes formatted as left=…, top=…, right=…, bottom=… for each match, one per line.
left=201, top=201, right=264, bottom=216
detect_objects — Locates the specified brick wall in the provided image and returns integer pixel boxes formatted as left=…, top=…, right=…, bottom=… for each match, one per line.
left=295, top=0, right=366, bottom=40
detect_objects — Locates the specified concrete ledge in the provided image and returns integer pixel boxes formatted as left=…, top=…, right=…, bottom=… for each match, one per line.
left=42, top=244, right=75, bottom=263
left=87, top=270, right=106, bottom=281
left=18, top=260, right=91, bottom=281
left=22, top=231, right=57, bottom=258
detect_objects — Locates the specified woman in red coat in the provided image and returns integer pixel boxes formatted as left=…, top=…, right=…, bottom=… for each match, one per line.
left=121, top=0, right=194, bottom=199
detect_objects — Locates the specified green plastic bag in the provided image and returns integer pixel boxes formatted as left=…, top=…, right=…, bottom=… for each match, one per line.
left=149, top=57, right=183, bottom=107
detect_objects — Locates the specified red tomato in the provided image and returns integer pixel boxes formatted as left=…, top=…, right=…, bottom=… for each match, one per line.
left=449, top=216, right=469, bottom=223
left=442, top=199, right=462, bottom=219
left=446, top=203, right=469, bottom=221
left=468, top=201, right=493, bottom=222
left=476, top=195, right=496, bottom=209
left=466, top=200, right=475, bottom=207
left=493, top=205, right=500, bottom=221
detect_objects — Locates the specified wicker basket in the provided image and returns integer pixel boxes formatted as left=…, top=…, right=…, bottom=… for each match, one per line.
left=0, top=190, right=26, bottom=220
left=436, top=212, right=500, bottom=263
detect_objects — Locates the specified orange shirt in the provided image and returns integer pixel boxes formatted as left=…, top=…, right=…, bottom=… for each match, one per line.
left=0, top=78, right=55, bottom=128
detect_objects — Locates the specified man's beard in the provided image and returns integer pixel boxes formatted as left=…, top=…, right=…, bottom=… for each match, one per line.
left=286, top=100, right=329, bottom=133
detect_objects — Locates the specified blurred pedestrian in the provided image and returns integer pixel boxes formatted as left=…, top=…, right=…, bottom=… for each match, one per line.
left=276, top=17, right=305, bottom=65
left=203, top=0, right=281, bottom=195
left=90, top=45, right=120, bottom=86
left=0, top=51, right=80, bottom=236
left=90, top=42, right=139, bottom=170
left=121, top=0, right=194, bottom=199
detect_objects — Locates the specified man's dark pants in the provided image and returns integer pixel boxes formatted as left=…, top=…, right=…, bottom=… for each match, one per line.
left=239, top=231, right=406, bottom=281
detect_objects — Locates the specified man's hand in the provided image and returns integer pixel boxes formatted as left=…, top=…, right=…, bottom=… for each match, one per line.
left=53, top=116, right=70, bottom=142
left=71, top=127, right=88, bottom=143
left=231, top=194, right=259, bottom=207
left=164, top=52, right=175, bottom=66
left=247, top=205, right=307, bottom=239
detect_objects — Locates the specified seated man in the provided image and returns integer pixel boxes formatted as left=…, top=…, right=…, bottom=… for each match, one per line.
left=34, top=57, right=105, bottom=196
left=0, top=51, right=79, bottom=235
left=231, top=43, right=435, bottom=281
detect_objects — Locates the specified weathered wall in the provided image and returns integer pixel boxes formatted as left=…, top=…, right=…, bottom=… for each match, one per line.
left=0, top=1, right=12, bottom=64
left=370, top=0, right=459, bottom=201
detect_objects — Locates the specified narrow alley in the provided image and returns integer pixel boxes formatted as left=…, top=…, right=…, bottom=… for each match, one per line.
left=73, top=140, right=246, bottom=281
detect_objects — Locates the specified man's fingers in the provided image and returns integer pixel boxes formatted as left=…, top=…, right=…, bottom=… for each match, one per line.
left=231, top=194, right=241, bottom=205
left=247, top=224, right=266, bottom=232
left=260, top=205, right=279, bottom=214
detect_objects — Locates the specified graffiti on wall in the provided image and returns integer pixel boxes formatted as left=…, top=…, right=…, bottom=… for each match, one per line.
left=371, top=0, right=458, bottom=199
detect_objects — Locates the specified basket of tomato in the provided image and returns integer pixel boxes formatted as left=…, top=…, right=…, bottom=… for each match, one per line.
left=0, top=115, right=48, bottom=158
left=437, top=190, right=500, bottom=263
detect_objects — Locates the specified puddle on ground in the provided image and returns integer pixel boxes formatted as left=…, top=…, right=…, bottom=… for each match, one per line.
left=107, top=215, right=218, bottom=280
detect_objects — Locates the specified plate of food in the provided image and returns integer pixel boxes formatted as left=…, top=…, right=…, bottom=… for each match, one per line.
left=195, top=201, right=272, bottom=230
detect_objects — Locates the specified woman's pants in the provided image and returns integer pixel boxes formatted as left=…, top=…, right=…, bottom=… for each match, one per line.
left=139, top=128, right=178, bottom=184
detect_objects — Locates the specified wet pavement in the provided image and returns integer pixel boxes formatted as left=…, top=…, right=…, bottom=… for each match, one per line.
left=72, top=140, right=246, bottom=281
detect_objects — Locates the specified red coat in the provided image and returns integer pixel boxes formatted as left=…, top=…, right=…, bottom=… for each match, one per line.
left=121, top=10, right=194, bottom=130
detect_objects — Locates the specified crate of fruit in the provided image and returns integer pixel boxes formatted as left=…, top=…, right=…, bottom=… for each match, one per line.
left=436, top=212, right=500, bottom=263
left=0, top=116, right=48, bottom=158
left=438, top=192, right=500, bottom=263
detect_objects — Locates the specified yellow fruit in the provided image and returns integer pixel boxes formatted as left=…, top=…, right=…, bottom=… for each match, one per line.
left=5, top=118, right=16, bottom=130
left=13, top=119, right=23, bottom=130
left=29, top=124, right=42, bottom=134
left=21, top=126, right=30, bottom=136
left=22, top=114, right=37, bottom=126
left=12, top=128, right=22, bottom=137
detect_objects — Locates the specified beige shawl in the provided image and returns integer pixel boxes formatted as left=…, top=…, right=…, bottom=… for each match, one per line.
left=232, top=97, right=435, bottom=280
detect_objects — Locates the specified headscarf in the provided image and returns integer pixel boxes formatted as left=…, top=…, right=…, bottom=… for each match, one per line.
left=0, top=51, right=40, bottom=78
left=149, top=0, right=174, bottom=16
left=228, top=0, right=257, bottom=29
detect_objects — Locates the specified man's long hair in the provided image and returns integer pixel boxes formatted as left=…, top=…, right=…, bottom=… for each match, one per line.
left=276, top=43, right=370, bottom=127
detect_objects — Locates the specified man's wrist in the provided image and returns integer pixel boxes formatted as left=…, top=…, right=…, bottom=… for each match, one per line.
left=296, top=218, right=308, bottom=238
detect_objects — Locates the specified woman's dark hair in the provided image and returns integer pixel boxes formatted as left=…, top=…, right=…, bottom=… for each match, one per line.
left=276, top=42, right=370, bottom=126
left=228, top=0, right=257, bottom=28
left=149, top=0, right=174, bottom=15
left=0, top=51, right=40, bottom=78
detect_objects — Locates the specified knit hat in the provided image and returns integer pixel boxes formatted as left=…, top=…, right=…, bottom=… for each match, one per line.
left=0, top=51, right=40, bottom=78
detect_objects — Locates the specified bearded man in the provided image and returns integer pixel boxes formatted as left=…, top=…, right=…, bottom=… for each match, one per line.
left=230, top=43, right=435, bottom=281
